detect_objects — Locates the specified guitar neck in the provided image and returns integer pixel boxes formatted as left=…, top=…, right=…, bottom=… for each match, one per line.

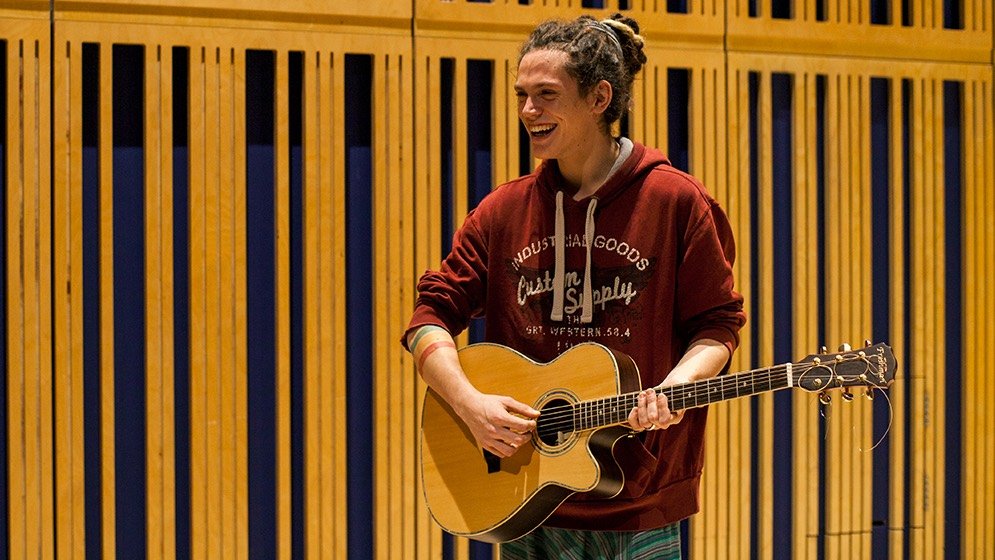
left=573, top=362, right=803, bottom=432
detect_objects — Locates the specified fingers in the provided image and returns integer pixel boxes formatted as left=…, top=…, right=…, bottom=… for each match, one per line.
left=501, top=398, right=540, bottom=434
left=628, top=389, right=684, bottom=432
left=482, top=425, right=531, bottom=458
left=478, top=397, right=538, bottom=457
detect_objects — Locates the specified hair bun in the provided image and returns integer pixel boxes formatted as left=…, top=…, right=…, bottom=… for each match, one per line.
left=602, top=14, right=646, bottom=77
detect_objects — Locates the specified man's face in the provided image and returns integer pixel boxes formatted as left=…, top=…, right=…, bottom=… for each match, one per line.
left=515, top=49, right=602, bottom=164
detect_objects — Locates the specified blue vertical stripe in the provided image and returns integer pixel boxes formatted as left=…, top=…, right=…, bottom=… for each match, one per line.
left=943, top=0, right=962, bottom=28
left=171, top=46, right=191, bottom=560
left=466, top=59, right=492, bottom=348
left=747, top=70, right=761, bottom=560
left=438, top=56, right=456, bottom=560
left=869, top=76, right=892, bottom=559
left=112, top=43, right=147, bottom=558
left=0, top=38, right=8, bottom=560
left=942, top=80, right=962, bottom=560
left=245, top=49, right=277, bottom=559
left=440, top=58, right=455, bottom=258
left=288, top=50, right=305, bottom=560
left=871, top=0, right=890, bottom=23
left=770, top=72, right=794, bottom=557
left=815, top=74, right=828, bottom=560
left=81, top=42, right=103, bottom=558
left=668, top=0, right=688, bottom=14
left=900, top=78, right=913, bottom=556
left=345, top=53, right=374, bottom=560
left=667, top=69, right=689, bottom=173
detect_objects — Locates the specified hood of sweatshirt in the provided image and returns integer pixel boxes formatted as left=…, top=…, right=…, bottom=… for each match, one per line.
left=532, top=139, right=670, bottom=324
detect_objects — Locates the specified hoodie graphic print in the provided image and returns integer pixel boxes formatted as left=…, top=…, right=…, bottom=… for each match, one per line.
left=407, top=141, right=746, bottom=530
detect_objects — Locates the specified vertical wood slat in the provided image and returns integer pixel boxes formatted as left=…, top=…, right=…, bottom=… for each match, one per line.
left=218, top=44, right=235, bottom=560
left=5, top=38, right=27, bottom=560
left=233, top=47, right=249, bottom=560
left=412, top=53, right=431, bottom=560
left=188, top=43, right=206, bottom=560
left=823, top=70, right=841, bottom=560
left=735, top=66, right=755, bottom=560
left=330, top=49, right=350, bottom=560
left=40, top=33, right=56, bottom=560
left=98, top=40, right=117, bottom=560
left=301, top=48, right=321, bottom=560
left=372, top=50, right=390, bottom=560
left=5, top=36, right=25, bottom=560
left=985, top=78, right=995, bottom=560
left=145, top=42, right=165, bottom=560
left=397, top=53, right=419, bottom=560
left=274, top=48, right=293, bottom=560
left=320, top=52, right=334, bottom=558
left=963, top=78, right=977, bottom=560
left=413, top=50, right=445, bottom=560
left=791, top=70, right=817, bottom=560
left=5, top=32, right=55, bottom=560
left=53, top=36, right=86, bottom=560
left=204, top=45, right=223, bottom=560
left=314, top=49, right=334, bottom=560
left=909, top=76, right=926, bottom=560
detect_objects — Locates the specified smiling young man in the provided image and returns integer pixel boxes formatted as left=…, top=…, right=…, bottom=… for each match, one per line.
left=405, top=13, right=745, bottom=559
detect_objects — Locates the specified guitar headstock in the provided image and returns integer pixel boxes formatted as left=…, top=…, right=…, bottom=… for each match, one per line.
left=795, top=342, right=897, bottom=394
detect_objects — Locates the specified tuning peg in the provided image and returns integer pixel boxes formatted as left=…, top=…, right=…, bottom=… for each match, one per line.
left=864, top=339, right=872, bottom=347
left=841, top=390, right=854, bottom=402
left=838, top=343, right=852, bottom=352
left=864, top=389, right=875, bottom=401
left=819, top=392, right=831, bottom=405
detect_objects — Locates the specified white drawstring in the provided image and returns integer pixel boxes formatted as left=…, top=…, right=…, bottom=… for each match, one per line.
left=580, top=198, right=598, bottom=324
left=550, top=191, right=566, bottom=322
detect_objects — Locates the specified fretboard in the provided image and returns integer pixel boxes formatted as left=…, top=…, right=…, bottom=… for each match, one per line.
left=572, top=362, right=806, bottom=432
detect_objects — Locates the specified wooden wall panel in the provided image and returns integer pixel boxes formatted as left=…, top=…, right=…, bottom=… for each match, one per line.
left=4, top=16, right=54, bottom=560
left=3, top=1, right=994, bottom=559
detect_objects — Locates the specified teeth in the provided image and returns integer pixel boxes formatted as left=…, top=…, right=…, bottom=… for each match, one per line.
left=530, top=124, right=555, bottom=133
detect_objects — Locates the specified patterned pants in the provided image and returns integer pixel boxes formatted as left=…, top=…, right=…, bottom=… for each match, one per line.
left=500, top=523, right=682, bottom=560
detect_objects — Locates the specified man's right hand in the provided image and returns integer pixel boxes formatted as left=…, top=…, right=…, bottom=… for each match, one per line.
left=455, top=391, right=539, bottom=458
left=407, top=325, right=539, bottom=458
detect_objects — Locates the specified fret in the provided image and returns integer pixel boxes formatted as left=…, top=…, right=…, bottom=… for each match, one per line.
left=573, top=361, right=815, bottom=431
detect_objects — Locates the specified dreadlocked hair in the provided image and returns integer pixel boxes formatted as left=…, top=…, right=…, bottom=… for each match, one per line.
left=519, top=13, right=647, bottom=130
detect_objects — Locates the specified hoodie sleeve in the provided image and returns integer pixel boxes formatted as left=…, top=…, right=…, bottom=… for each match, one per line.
left=675, top=197, right=746, bottom=359
left=402, top=209, right=488, bottom=350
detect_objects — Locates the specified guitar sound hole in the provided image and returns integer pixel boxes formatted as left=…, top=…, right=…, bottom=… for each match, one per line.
left=535, top=397, right=575, bottom=447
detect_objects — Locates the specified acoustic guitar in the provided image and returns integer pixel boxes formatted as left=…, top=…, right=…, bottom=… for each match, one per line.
left=420, top=341, right=896, bottom=543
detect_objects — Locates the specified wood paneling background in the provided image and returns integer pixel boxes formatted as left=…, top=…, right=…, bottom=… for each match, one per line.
left=2, top=0, right=993, bottom=558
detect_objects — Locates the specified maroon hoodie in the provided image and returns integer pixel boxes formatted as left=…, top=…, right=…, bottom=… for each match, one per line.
left=407, top=141, right=746, bottom=531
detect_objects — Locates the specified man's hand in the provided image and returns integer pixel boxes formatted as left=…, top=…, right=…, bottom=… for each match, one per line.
left=626, top=388, right=684, bottom=432
left=457, top=391, right=540, bottom=458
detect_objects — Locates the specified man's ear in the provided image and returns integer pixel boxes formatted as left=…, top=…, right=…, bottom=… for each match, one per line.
left=590, top=80, right=613, bottom=115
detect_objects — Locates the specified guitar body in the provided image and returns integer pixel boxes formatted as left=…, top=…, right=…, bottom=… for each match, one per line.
left=420, top=342, right=641, bottom=543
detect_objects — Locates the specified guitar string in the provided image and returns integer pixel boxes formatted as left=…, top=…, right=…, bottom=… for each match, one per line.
left=536, top=363, right=804, bottom=431
left=534, top=357, right=884, bottom=437
left=858, top=386, right=893, bottom=452
left=534, top=362, right=813, bottom=436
